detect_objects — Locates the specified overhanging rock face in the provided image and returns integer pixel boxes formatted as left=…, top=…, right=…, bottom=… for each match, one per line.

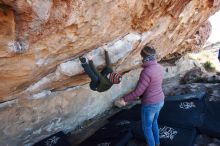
left=0, top=0, right=219, bottom=100
left=0, top=0, right=220, bottom=145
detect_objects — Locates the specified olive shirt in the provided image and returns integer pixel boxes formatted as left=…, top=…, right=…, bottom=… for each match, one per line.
left=88, top=51, right=114, bottom=92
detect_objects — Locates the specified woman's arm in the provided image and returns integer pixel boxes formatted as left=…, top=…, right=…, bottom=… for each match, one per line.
left=122, top=70, right=150, bottom=102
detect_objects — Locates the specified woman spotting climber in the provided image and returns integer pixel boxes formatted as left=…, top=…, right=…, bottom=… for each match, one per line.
left=79, top=50, right=122, bottom=92
left=115, top=46, right=165, bottom=146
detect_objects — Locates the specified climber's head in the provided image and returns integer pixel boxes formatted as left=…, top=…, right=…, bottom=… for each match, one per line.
left=140, top=46, right=156, bottom=63
left=108, top=72, right=122, bottom=84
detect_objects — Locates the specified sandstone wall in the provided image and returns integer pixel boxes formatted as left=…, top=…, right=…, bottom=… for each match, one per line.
left=0, top=56, right=202, bottom=146
left=0, top=0, right=220, bottom=145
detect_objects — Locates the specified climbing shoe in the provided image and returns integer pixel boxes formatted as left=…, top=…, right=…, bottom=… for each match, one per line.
left=79, top=56, right=87, bottom=64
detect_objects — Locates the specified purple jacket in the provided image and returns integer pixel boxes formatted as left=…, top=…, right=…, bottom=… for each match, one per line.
left=122, top=60, right=164, bottom=105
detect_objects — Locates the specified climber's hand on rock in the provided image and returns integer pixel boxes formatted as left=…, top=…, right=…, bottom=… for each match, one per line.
left=87, top=54, right=93, bottom=60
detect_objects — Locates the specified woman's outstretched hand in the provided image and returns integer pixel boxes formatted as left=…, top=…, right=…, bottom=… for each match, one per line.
left=114, top=98, right=127, bottom=108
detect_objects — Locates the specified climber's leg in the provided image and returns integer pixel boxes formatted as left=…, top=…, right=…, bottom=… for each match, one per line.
left=79, top=56, right=99, bottom=90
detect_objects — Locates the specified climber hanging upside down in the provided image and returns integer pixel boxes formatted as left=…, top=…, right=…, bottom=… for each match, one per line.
left=79, top=50, right=122, bottom=92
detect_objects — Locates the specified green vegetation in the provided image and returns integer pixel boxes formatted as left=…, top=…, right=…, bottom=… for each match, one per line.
left=203, top=61, right=215, bottom=72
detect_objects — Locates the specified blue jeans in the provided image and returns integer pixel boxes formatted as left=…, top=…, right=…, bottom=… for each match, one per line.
left=141, top=101, right=164, bottom=146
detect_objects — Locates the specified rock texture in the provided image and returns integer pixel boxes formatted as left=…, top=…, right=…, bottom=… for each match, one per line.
left=0, top=0, right=219, bottom=100
left=0, top=0, right=220, bottom=145
left=162, top=21, right=212, bottom=61
left=0, top=50, right=208, bottom=146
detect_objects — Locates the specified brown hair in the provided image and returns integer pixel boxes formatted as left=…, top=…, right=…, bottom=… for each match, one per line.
left=140, top=46, right=156, bottom=58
